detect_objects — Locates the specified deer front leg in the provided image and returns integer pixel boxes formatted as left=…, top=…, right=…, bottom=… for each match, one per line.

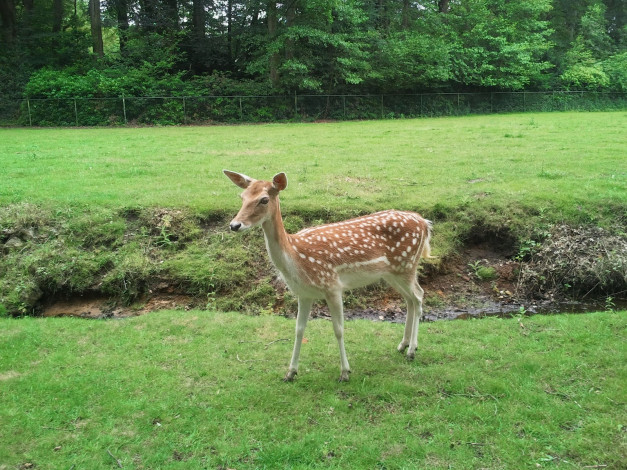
left=284, top=297, right=313, bottom=382
left=326, top=291, right=351, bottom=382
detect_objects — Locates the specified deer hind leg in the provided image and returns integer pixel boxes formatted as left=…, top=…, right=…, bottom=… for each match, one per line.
left=284, top=297, right=313, bottom=382
left=326, top=291, right=351, bottom=382
left=385, top=274, right=423, bottom=360
left=407, top=280, right=424, bottom=359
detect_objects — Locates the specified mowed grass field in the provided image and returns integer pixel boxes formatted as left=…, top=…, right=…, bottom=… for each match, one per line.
left=2, top=112, right=625, bottom=220
left=1, top=310, right=625, bottom=469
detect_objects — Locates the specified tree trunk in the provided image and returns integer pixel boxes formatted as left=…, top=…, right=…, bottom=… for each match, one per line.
left=116, top=0, right=129, bottom=52
left=163, top=0, right=178, bottom=31
left=52, top=0, right=63, bottom=33
left=192, top=0, right=205, bottom=40
left=267, top=1, right=279, bottom=88
left=227, top=0, right=233, bottom=59
left=89, top=0, right=104, bottom=57
left=401, top=0, right=410, bottom=29
left=285, top=0, right=296, bottom=60
left=0, top=0, right=17, bottom=44
left=139, top=0, right=157, bottom=31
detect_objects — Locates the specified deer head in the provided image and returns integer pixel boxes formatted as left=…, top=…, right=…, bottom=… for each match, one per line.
left=223, top=170, right=287, bottom=232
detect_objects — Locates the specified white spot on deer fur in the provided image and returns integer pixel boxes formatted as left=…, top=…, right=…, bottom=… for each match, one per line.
left=412, top=238, right=418, bottom=245
left=308, top=257, right=316, bottom=263
left=299, top=253, right=306, bottom=259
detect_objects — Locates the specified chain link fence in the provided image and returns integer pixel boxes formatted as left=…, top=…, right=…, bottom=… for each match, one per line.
left=1, top=91, right=625, bottom=126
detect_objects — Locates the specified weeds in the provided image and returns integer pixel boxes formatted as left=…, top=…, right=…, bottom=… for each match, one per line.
left=517, top=225, right=627, bottom=299
left=467, top=261, right=498, bottom=281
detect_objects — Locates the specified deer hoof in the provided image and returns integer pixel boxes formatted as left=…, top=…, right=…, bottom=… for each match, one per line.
left=338, top=370, right=351, bottom=382
left=406, top=350, right=416, bottom=361
left=283, top=370, right=297, bottom=382
left=397, top=342, right=409, bottom=353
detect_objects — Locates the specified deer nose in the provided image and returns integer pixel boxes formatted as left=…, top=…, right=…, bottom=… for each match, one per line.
left=230, top=222, right=242, bottom=232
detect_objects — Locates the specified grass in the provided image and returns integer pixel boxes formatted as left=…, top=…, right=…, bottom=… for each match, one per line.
left=0, top=310, right=625, bottom=469
left=1, top=112, right=625, bottom=223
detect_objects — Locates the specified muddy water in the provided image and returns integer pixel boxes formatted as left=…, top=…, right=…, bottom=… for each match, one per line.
left=41, top=292, right=625, bottom=321
left=343, top=298, right=624, bottom=323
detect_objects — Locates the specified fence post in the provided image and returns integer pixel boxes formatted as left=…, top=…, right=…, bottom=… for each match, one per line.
left=381, top=94, right=384, bottom=119
left=239, top=97, right=243, bottom=121
left=182, top=97, right=186, bottom=124
left=122, top=94, right=127, bottom=124
left=74, top=98, right=78, bottom=126
left=343, top=95, right=346, bottom=119
left=294, top=92, right=298, bottom=119
left=26, top=98, right=32, bottom=126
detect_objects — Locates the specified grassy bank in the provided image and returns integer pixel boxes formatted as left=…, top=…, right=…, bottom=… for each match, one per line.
left=1, top=112, right=625, bottom=315
left=2, top=112, right=625, bottom=217
left=1, top=310, right=625, bottom=469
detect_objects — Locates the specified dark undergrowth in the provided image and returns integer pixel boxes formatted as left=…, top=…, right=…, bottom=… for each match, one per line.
left=1, top=202, right=625, bottom=317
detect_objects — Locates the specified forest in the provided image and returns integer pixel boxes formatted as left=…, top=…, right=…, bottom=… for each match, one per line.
left=0, top=0, right=625, bottom=101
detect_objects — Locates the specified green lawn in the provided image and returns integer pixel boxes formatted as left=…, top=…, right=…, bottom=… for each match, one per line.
left=0, top=310, right=625, bottom=469
left=2, top=112, right=625, bottom=222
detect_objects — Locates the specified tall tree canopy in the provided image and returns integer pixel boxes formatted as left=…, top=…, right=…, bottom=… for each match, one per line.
left=1, top=0, right=625, bottom=99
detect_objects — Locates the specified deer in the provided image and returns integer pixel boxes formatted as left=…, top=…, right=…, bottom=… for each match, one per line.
left=224, top=170, right=432, bottom=382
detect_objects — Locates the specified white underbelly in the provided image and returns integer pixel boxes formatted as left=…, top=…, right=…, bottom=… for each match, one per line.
left=338, top=270, right=383, bottom=290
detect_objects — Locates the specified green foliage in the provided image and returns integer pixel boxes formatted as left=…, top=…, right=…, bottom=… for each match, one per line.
left=601, top=51, right=627, bottom=91
left=468, top=261, right=498, bottom=281
left=2, top=0, right=626, bottom=104
left=372, top=32, right=451, bottom=91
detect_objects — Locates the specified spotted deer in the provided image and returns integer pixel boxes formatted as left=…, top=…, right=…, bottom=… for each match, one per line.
left=224, top=170, right=432, bottom=382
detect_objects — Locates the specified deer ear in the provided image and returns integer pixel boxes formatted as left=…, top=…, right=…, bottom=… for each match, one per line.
left=223, top=170, right=254, bottom=189
left=272, top=172, right=288, bottom=192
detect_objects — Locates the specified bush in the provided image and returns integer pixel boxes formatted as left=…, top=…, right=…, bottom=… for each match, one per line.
left=518, top=225, right=627, bottom=299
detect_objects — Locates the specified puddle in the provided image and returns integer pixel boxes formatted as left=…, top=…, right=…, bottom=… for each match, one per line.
left=42, top=293, right=196, bottom=319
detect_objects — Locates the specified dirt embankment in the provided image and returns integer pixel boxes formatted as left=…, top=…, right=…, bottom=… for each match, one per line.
left=35, top=223, right=626, bottom=321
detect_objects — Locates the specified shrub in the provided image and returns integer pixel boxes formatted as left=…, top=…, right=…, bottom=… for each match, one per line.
left=518, top=225, right=627, bottom=299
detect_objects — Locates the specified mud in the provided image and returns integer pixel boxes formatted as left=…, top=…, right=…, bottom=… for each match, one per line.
left=42, top=241, right=623, bottom=321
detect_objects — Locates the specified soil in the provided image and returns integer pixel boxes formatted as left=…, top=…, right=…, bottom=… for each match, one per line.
left=41, top=241, right=614, bottom=321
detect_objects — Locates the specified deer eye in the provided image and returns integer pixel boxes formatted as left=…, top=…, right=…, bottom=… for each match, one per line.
left=259, top=197, right=270, bottom=205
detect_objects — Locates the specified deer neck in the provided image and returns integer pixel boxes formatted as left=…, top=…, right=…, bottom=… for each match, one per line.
left=261, top=199, right=294, bottom=274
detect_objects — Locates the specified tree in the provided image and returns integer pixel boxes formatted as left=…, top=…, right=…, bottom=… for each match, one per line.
left=560, top=3, right=615, bottom=89
left=0, top=0, right=17, bottom=45
left=89, top=0, right=104, bottom=57
left=446, top=0, right=554, bottom=90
